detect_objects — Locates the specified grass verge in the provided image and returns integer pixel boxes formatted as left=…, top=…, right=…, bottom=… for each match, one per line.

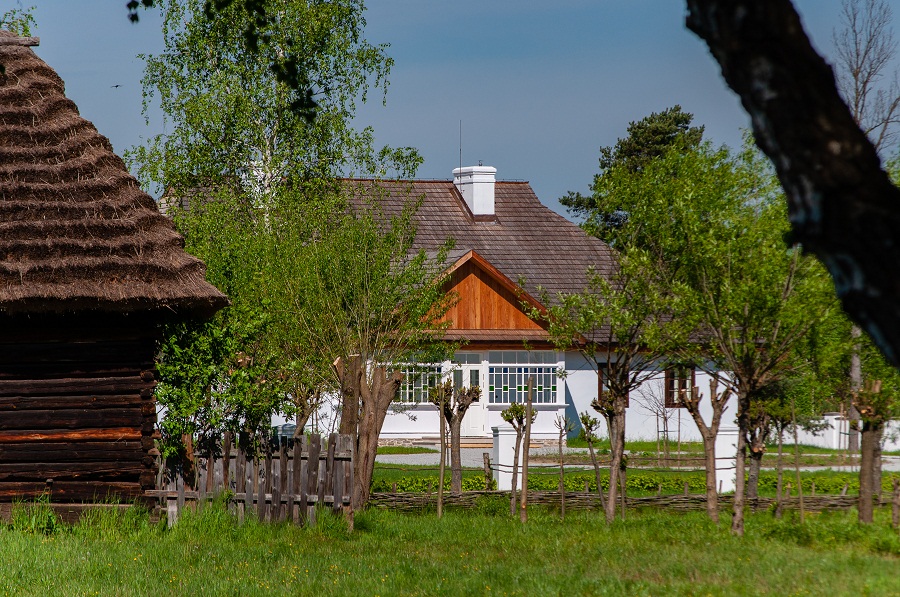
left=0, top=501, right=896, bottom=595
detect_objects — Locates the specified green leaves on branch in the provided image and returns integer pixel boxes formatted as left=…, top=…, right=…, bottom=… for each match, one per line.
left=127, top=0, right=408, bottom=197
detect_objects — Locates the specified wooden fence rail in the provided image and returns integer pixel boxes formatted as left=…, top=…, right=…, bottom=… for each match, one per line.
left=145, top=433, right=353, bottom=528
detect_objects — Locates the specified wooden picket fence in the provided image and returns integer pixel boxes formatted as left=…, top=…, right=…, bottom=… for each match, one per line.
left=146, top=433, right=353, bottom=527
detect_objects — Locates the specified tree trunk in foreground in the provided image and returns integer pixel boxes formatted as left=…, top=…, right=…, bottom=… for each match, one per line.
left=685, top=0, right=900, bottom=368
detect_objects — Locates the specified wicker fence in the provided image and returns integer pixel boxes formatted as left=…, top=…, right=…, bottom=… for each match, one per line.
left=146, top=433, right=353, bottom=527
left=367, top=490, right=863, bottom=513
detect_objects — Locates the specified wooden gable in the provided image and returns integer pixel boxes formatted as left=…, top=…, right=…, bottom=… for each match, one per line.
left=439, top=251, right=547, bottom=332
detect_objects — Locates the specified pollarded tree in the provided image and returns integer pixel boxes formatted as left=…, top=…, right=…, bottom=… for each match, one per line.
left=677, top=378, right=730, bottom=523
left=501, top=402, right=536, bottom=517
left=579, top=139, right=837, bottom=535
left=852, top=331, right=900, bottom=522
left=429, top=380, right=481, bottom=496
left=531, top=248, right=687, bottom=524
left=262, top=193, right=455, bottom=509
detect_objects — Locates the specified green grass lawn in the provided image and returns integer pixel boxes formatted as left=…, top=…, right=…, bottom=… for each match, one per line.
left=376, top=446, right=438, bottom=455
left=373, top=462, right=898, bottom=496
left=0, top=501, right=897, bottom=596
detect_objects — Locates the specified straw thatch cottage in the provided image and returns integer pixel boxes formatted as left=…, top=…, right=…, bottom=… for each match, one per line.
left=0, top=32, right=227, bottom=502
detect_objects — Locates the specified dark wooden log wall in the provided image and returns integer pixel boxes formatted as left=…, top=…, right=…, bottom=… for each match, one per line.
left=0, top=313, right=158, bottom=502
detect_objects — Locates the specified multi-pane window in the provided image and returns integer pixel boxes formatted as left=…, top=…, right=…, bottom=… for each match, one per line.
left=397, top=365, right=442, bottom=403
left=664, top=366, right=695, bottom=408
left=487, top=351, right=558, bottom=404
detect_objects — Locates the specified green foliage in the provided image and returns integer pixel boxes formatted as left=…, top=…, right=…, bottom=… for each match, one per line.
left=371, top=473, right=495, bottom=493
left=131, top=1, right=436, bottom=443
left=9, top=495, right=60, bottom=536
left=128, top=0, right=413, bottom=194
left=500, top=402, right=535, bottom=428
left=155, top=304, right=284, bottom=455
left=376, top=446, right=438, bottom=455
left=261, top=193, right=454, bottom=390
left=0, top=5, right=36, bottom=36
left=561, top=105, right=704, bottom=220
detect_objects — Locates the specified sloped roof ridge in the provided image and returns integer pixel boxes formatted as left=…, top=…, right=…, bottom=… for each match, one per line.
left=0, top=34, right=227, bottom=316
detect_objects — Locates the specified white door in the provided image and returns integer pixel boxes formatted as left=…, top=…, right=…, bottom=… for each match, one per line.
left=456, top=364, right=486, bottom=436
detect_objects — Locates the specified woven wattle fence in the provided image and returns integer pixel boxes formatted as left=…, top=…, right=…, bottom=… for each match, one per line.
left=367, top=491, right=861, bottom=513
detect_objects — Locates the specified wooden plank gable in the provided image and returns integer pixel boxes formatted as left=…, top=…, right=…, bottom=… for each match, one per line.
left=439, top=251, right=548, bottom=332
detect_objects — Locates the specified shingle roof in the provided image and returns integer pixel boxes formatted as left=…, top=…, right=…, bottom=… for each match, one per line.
left=0, top=31, right=227, bottom=316
left=350, top=179, right=618, bottom=301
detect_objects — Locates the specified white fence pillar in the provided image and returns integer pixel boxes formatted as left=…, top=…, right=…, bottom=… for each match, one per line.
left=492, top=424, right=522, bottom=491
left=715, top=426, right=739, bottom=494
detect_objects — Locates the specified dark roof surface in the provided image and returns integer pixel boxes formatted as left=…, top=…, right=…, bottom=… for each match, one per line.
left=0, top=31, right=227, bottom=316
left=350, top=179, right=618, bottom=301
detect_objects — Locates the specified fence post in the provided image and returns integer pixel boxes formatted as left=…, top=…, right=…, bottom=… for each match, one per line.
left=244, top=456, right=254, bottom=518
left=307, top=435, right=321, bottom=526
left=298, top=436, right=309, bottom=526
left=272, top=448, right=282, bottom=523
left=483, top=452, right=492, bottom=490
left=236, top=447, right=246, bottom=522
left=326, top=433, right=337, bottom=513
left=291, top=439, right=301, bottom=524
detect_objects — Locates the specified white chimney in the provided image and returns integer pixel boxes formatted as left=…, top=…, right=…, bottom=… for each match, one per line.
left=453, top=165, right=496, bottom=216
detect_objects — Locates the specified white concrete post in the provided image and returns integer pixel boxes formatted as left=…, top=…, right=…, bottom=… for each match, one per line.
left=492, top=424, right=522, bottom=491
left=715, top=426, right=739, bottom=494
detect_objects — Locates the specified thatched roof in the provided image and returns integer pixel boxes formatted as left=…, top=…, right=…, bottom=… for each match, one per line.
left=0, top=31, right=227, bottom=316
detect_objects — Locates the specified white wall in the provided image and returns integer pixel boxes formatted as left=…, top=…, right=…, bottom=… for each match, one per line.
left=563, top=352, right=734, bottom=443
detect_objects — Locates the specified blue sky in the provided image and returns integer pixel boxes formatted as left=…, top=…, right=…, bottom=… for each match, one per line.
left=25, top=0, right=867, bottom=217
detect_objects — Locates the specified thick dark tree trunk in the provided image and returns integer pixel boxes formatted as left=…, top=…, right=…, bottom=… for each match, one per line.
left=685, top=0, right=900, bottom=367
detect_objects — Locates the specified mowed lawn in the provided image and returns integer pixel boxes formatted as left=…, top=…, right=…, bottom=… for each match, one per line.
left=0, top=502, right=897, bottom=596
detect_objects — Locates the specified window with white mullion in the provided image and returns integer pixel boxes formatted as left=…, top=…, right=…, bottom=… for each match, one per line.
left=487, top=351, right=558, bottom=404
